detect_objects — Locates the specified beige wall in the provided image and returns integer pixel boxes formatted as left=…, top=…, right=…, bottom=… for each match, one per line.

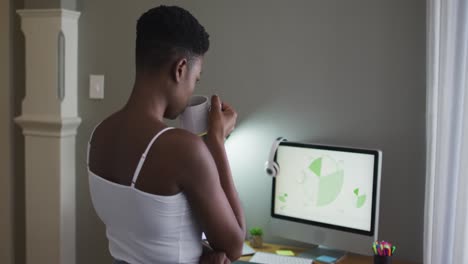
left=76, top=1, right=426, bottom=263
left=0, top=0, right=14, bottom=263
left=13, top=0, right=26, bottom=262
left=24, top=0, right=76, bottom=9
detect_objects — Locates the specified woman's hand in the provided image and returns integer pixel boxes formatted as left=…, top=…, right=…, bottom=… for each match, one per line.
left=199, top=251, right=231, bottom=264
left=207, top=95, right=237, bottom=141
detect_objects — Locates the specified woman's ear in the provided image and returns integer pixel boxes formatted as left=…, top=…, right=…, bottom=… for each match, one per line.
left=172, top=58, right=188, bottom=83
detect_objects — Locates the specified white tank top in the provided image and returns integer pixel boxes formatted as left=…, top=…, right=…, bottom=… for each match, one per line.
left=87, top=127, right=202, bottom=264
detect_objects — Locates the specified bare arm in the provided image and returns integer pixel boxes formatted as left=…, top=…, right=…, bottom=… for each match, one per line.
left=176, top=134, right=244, bottom=261
left=204, top=135, right=246, bottom=236
left=177, top=96, right=245, bottom=261
left=204, top=96, right=246, bottom=240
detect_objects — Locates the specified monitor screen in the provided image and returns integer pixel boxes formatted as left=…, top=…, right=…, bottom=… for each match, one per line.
left=272, top=142, right=380, bottom=236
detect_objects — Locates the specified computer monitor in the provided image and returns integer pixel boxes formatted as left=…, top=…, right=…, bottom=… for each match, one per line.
left=270, top=141, right=382, bottom=257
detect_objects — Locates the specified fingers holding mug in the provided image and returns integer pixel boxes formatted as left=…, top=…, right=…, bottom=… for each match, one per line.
left=207, top=95, right=237, bottom=140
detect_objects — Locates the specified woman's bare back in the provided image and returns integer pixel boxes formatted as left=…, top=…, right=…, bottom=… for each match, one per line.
left=88, top=110, right=182, bottom=196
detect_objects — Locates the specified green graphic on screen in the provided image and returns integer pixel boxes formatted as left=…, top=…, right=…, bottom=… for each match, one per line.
left=277, top=193, right=288, bottom=210
left=353, top=188, right=367, bottom=208
left=308, top=156, right=344, bottom=207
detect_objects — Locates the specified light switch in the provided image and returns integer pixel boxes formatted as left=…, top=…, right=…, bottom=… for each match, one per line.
left=89, top=74, right=105, bottom=99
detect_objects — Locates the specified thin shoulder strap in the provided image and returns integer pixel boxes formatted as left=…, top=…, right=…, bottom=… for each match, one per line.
left=87, top=122, right=102, bottom=166
left=130, top=127, right=175, bottom=187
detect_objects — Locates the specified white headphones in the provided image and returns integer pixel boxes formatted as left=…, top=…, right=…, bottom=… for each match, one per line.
left=265, top=137, right=287, bottom=177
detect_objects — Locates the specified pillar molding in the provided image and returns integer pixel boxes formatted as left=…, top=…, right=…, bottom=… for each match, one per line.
left=14, top=9, right=80, bottom=264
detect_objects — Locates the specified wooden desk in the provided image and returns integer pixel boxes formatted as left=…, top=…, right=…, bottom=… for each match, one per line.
left=238, top=242, right=415, bottom=264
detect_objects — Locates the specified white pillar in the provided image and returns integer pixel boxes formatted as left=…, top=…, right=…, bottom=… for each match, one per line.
left=15, top=9, right=80, bottom=264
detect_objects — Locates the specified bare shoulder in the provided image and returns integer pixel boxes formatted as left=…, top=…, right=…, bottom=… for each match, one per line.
left=161, top=128, right=206, bottom=153
left=161, top=129, right=216, bottom=183
left=158, top=128, right=212, bottom=166
left=89, top=112, right=123, bottom=145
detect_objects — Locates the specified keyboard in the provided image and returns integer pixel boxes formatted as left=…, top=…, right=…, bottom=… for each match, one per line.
left=249, top=252, right=313, bottom=264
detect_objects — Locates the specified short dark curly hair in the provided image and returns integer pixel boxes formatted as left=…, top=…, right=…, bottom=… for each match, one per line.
left=135, top=5, right=210, bottom=72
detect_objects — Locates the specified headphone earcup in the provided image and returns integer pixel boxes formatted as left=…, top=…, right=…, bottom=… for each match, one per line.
left=265, top=161, right=275, bottom=176
left=271, top=162, right=280, bottom=176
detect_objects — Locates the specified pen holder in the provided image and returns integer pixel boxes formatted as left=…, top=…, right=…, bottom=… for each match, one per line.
left=374, top=255, right=392, bottom=264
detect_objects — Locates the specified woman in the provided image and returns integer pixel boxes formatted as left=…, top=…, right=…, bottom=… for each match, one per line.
left=87, top=5, right=246, bottom=264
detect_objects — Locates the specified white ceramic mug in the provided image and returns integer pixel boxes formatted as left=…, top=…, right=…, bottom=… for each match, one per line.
left=179, top=95, right=210, bottom=136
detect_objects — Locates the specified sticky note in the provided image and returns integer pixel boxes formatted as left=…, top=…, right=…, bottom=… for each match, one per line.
left=276, top=250, right=295, bottom=256
left=315, top=255, right=337, bottom=263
